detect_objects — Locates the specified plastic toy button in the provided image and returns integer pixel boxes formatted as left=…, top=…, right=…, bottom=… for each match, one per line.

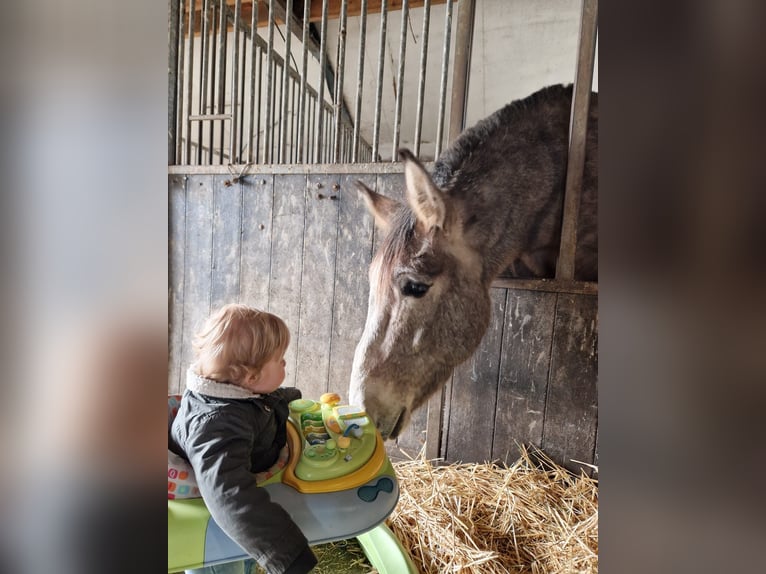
left=357, top=477, right=394, bottom=503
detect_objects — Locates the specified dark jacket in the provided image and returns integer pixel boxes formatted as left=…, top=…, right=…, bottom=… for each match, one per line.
left=170, top=370, right=316, bottom=574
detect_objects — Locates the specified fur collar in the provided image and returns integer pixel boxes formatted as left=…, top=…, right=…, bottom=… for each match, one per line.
left=186, top=368, right=262, bottom=399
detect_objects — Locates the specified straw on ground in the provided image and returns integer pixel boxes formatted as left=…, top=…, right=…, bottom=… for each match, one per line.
left=387, top=446, right=598, bottom=573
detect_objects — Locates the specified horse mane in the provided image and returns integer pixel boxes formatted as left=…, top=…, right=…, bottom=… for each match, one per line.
left=431, top=84, right=577, bottom=190
left=374, top=207, right=418, bottom=294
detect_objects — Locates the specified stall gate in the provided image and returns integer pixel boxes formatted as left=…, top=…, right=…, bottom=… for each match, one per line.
left=168, top=0, right=598, bottom=473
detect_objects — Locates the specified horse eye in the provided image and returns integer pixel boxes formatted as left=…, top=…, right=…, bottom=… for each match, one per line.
left=401, top=281, right=430, bottom=298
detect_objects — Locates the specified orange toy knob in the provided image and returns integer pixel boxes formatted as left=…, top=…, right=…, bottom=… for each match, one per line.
left=320, top=392, right=341, bottom=406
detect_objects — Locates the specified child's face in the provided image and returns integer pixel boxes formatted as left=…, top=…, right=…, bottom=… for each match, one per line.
left=242, top=353, right=286, bottom=394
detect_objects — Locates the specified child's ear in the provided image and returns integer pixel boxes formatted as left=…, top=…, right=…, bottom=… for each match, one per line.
left=243, top=371, right=260, bottom=386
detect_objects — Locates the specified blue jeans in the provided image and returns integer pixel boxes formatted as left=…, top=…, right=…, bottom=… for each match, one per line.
left=185, top=558, right=259, bottom=574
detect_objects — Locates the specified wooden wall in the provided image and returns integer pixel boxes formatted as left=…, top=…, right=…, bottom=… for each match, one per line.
left=169, top=169, right=598, bottom=474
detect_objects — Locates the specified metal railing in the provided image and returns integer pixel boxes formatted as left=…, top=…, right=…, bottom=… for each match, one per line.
left=168, top=0, right=457, bottom=166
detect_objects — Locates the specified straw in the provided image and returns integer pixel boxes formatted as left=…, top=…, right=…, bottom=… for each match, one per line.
left=386, top=445, right=598, bottom=573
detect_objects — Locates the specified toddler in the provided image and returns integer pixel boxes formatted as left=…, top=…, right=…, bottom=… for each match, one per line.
left=170, top=304, right=317, bottom=574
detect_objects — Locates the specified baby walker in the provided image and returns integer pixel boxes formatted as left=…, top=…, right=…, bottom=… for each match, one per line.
left=167, top=392, right=416, bottom=573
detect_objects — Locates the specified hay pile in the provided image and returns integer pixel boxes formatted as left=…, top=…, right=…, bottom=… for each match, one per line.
left=388, top=447, right=598, bottom=573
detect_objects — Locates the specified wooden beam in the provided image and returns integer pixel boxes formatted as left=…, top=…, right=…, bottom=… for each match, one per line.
left=305, top=0, right=455, bottom=22
left=185, top=0, right=456, bottom=30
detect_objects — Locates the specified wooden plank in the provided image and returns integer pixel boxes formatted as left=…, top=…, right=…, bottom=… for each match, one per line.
left=542, top=293, right=598, bottom=474
left=436, top=373, right=455, bottom=463
left=188, top=1, right=453, bottom=29
left=268, top=174, right=307, bottom=389
left=328, top=173, right=376, bottom=400
left=168, top=162, right=416, bottom=175
left=239, top=174, right=275, bottom=310
left=180, top=175, right=215, bottom=387
left=169, top=174, right=188, bottom=395
left=592, top=425, right=599, bottom=477
left=443, top=289, right=507, bottom=463
left=491, top=289, right=557, bottom=464
left=295, top=173, right=341, bottom=399
left=306, top=0, right=453, bottom=22
left=210, top=175, right=243, bottom=310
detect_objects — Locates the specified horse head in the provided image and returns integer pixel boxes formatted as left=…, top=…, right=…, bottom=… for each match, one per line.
left=348, top=150, right=491, bottom=440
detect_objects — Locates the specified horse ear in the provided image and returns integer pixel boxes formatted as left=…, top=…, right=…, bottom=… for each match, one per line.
left=399, top=148, right=446, bottom=231
left=355, top=180, right=400, bottom=233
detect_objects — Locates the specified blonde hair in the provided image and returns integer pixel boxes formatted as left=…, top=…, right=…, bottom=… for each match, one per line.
left=192, top=304, right=290, bottom=385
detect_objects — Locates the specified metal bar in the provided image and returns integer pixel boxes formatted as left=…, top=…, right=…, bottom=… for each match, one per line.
left=208, top=1, right=218, bottom=164
left=247, top=0, right=259, bottom=163
left=273, top=61, right=282, bottom=163
left=392, top=0, right=409, bottom=158
left=278, top=63, right=285, bottom=162
left=216, top=0, right=228, bottom=164
left=255, top=49, right=263, bottom=163
left=264, top=0, right=276, bottom=163
left=314, top=0, right=329, bottom=163
left=556, top=0, right=598, bottom=281
left=189, top=113, right=232, bottom=121
left=297, top=0, right=311, bottom=163
left=175, top=0, right=187, bottom=165
left=229, top=0, right=242, bottom=163
left=288, top=78, right=294, bottom=162
left=327, top=112, right=332, bottom=163
left=197, top=0, right=211, bottom=164
left=371, top=0, right=389, bottom=162
left=168, top=0, right=180, bottom=165
left=292, top=78, right=299, bottom=162
left=413, top=0, right=431, bottom=157
left=332, top=0, right=349, bottom=162
left=308, top=93, right=315, bottom=162
left=184, top=0, right=197, bottom=165
left=279, top=0, right=293, bottom=163
left=207, top=0, right=218, bottom=162
left=238, top=30, right=247, bottom=161
left=448, top=0, right=475, bottom=142
left=434, top=0, right=452, bottom=158
left=351, top=0, right=368, bottom=163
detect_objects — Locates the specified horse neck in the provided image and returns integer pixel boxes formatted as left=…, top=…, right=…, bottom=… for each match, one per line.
left=451, top=185, right=523, bottom=285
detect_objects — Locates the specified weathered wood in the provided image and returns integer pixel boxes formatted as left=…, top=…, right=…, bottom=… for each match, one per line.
left=268, top=174, right=308, bottom=388
left=444, top=289, right=506, bottom=463
left=180, top=175, right=215, bottom=384
left=211, top=175, right=243, bottom=309
left=394, top=387, right=429, bottom=461
left=492, top=289, right=557, bottom=464
left=424, top=378, right=445, bottom=461
left=592, top=426, right=599, bottom=477
left=492, top=276, right=598, bottom=296
left=168, top=162, right=417, bottom=175
left=169, top=175, right=188, bottom=395
left=295, top=173, right=341, bottom=399
left=187, top=1, right=454, bottom=32
left=556, top=0, right=598, bottom=280
left=542, top=293, right=598, bottom=475
left=328, top=174, right=376, bottom=397
left=239, top=174, right=275, bottom=310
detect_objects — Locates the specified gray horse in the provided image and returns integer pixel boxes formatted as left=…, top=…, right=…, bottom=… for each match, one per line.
left=348, top=84, right=598, bottom=440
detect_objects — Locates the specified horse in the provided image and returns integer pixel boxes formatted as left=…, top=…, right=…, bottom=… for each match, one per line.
left=348, top=84, right=598, bottom=440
